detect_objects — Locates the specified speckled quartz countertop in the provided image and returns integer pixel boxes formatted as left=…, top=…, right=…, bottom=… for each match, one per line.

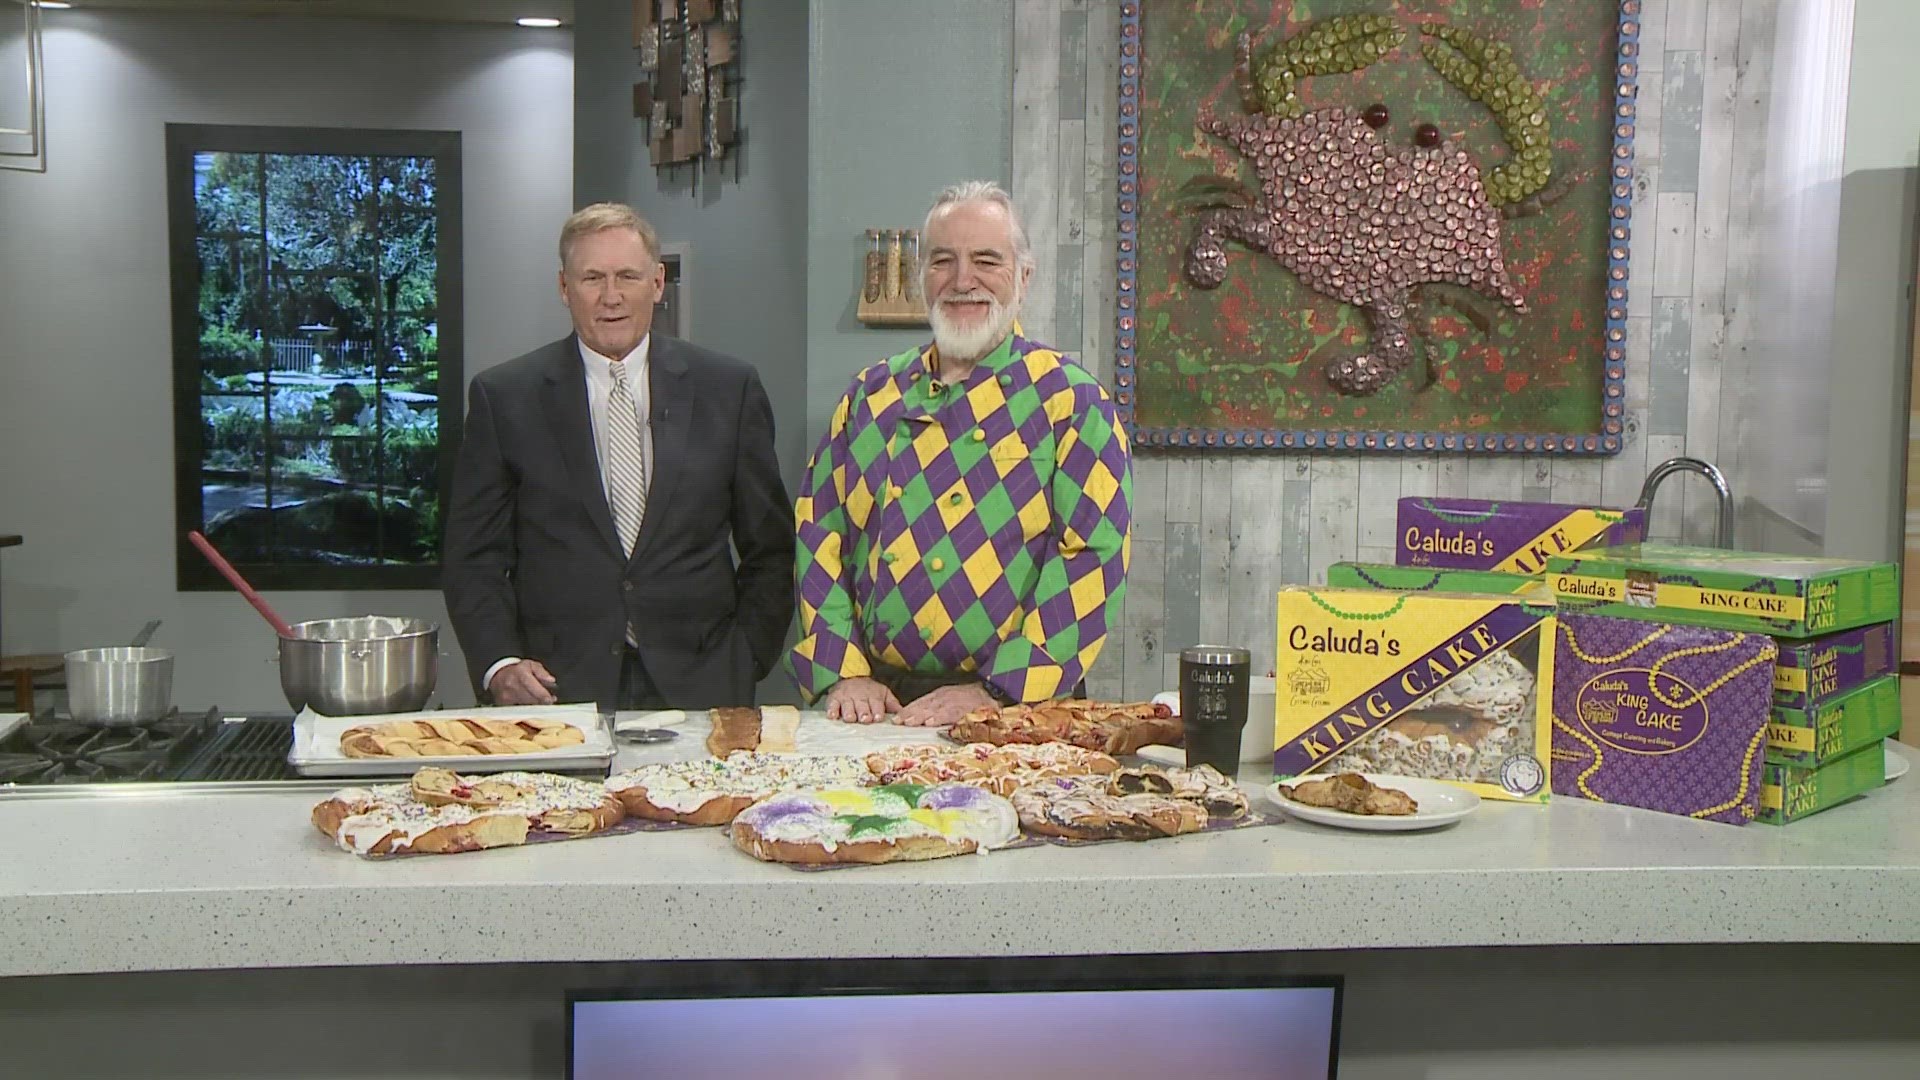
left=2, top=715, right=1918, bottom=979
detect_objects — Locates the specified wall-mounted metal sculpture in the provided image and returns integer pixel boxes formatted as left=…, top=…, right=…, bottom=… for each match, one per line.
left=632, top=0, right=741, bottom=192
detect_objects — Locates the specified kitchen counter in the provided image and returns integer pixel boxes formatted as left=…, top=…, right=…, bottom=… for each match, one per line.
left=4, top=729, right=1920, bottom=979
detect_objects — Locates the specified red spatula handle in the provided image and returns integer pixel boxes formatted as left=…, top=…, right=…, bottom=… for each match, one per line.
left=188, top=530, right=297, bottom=639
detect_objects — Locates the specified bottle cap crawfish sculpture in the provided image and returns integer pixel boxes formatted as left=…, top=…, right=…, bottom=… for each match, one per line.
left=1184, top=15, right=1564, bottom=397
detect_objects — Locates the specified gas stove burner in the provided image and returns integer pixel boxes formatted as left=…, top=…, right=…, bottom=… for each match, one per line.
left=0, top=708, right=221, bottom=785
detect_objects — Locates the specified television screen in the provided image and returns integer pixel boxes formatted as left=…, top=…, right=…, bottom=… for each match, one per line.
left=570, top=982, right=1340, bottom=1080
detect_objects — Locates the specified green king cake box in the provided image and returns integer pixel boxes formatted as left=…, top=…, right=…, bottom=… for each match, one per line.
left=1545, top=544, right=1899, bottom=639
left=1772, top=622, right=1895, bottom=711
left=1326, top=562, right=1548, bottom=598
left=1758, top=739, right=1886, bottom=824
left=1765, top=674, right=1901, bottom=769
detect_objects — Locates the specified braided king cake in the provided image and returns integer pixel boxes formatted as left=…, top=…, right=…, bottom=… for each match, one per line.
left=606, top=752, right=874, bottom=825
left=864, top=742, right=1120, bottom=797
left=339, top=716, right=587, bottom=758
left=948, top=700, right=1182, bottom=756
left=311, top=768, right=624, bottom=857
left=1011, top=764, right=1249, bottom=841
left=730, top=783, right=1020, bottom=865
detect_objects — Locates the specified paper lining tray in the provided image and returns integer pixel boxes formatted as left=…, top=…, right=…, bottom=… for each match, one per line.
left=288, top=703, right=614, bottom=778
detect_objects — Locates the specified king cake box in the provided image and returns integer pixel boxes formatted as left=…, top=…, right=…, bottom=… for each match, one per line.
left=1545, top=544, right=1900, bottom=639
left=1550, top=612, right=1775, bottom=825
left=1327, top=561, right=1549, bottom=598
left=1274, top=587, right=1554, bottom=803
left=1766, top=674, right=1901, bottom=769
left=1395, top=497, right=1646, bottom=573
left=1773, top=622, right=1895, bottom=711
left=1758, top=739, right=1887, bottom=825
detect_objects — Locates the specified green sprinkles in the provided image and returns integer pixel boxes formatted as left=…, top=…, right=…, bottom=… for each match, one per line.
left=871, top=782, right=928, bottom=805
left=834, top=814, right=907, bottom=839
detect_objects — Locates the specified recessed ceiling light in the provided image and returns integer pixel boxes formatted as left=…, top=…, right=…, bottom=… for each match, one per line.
left=35, top=2, right=75, bottom=9
left=516, top=17, right=561, bottom=28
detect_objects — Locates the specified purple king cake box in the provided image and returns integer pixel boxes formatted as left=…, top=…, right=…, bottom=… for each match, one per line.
left=1397, top=497, right=1647, bottom=573
left=1551, top=612, right=1777, bottom=825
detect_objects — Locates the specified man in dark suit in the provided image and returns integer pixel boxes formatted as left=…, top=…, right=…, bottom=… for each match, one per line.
left=443, top=203, right=793, bottom=710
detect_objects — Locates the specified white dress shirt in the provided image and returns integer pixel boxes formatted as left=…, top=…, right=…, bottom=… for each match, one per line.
left=483, top=335, right=655, bottom=694
left=578, top=334, right=655, bottom=507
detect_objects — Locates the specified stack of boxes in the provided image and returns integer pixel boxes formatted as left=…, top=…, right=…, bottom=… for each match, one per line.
left=1544, top=545, right=1900, bottom=824
left=1302, top=499, right=1904, bottom=825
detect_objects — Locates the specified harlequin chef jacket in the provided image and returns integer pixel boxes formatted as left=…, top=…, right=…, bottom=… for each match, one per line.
left=789, top=328, right=1133, bottom=703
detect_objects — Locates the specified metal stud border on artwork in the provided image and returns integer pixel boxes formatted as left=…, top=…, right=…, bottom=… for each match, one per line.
left=1110, top=0, right=1639, bottom=457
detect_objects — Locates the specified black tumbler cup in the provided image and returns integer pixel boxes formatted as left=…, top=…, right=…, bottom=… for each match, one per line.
left=1179, top=645, right=1251, bottom=777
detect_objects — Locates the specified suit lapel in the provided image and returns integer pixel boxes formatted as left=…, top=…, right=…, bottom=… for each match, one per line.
left=540, top=338, right=623, bottom=559
left=630, top=336, right=692, bottom=565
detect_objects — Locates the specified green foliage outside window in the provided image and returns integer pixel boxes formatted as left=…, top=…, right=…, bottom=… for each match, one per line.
left=179, top=137, right=456, bottom=581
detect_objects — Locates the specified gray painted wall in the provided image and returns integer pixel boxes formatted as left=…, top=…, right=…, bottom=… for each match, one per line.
left=0, top=12, right=573, bottom=711
left=572, top=0, right=811, bottom=489
left=804, top=0, right=1014, bottom=442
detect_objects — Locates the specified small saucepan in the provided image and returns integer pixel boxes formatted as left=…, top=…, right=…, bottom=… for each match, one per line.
left=66, top=622, right=174, bottom=726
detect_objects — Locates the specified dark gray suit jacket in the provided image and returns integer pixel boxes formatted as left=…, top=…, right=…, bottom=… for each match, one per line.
left=442, top=334, right=794, bottom=709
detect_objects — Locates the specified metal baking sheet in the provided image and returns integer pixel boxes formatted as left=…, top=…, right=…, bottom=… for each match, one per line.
left=288, top=703, right=613, bottom=778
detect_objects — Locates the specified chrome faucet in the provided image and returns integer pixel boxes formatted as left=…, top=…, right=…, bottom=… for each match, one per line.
left=1636, top=457, right=1734, bottom=548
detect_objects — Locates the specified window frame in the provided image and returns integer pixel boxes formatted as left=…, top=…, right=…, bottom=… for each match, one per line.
left=166, top=122, right=463, bottom=592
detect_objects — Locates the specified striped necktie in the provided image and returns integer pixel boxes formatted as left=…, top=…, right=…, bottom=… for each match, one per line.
left=605, top=359, right=648, bottom=557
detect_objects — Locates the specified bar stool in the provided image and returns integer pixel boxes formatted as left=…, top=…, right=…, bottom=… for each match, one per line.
left=3, top=654, right=62, bottom=714
left=0, top=534, right=61, bottom=715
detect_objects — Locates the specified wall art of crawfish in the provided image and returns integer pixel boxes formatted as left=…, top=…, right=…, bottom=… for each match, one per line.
left=1186, top=15, right=1567, bottom=396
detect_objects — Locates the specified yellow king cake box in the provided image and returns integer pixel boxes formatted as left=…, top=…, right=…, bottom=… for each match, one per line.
left=1273, top=587, right=1554, bottom=802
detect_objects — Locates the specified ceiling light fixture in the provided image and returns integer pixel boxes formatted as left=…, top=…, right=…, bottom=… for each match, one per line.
left=516, top=17, right=561, bottom=28
left=34, top=2, right=75, bottom=9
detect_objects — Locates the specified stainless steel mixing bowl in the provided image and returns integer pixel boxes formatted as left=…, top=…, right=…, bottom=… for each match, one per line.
left=278, top=616, right=437, bottom=716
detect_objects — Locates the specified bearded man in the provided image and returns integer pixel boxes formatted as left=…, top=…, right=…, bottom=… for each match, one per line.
left=788, top=181, right=1134, bottom=727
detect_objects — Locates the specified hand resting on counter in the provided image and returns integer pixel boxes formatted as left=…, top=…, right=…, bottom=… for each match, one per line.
left=893, top=682, right=996, bottom=728
left=824, top=677, right=901, bottom=724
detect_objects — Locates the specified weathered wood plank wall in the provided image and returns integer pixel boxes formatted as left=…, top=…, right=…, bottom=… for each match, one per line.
left=1006, top=0, right=1776, bottom=697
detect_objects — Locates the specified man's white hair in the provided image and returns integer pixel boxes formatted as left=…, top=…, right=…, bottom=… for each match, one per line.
left=923, top=180, right=1034, bottom=270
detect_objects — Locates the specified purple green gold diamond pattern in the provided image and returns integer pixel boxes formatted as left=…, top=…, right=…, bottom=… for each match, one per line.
left=790, top=331, right=1132, bottom=704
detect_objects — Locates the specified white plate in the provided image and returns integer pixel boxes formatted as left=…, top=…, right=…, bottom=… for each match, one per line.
left=614, top=709, right=689, bottom=734
left=1887, top=740, right=1911, bottom=783
left=288, top=703, right=613, bottom=778
left=1133, top=743, right=1185, bottom=768
left=1267, top=774, right=1480, bottom=832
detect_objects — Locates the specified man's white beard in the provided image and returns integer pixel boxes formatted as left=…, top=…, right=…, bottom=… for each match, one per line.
left=929, top=286, right=1021, bottom=365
